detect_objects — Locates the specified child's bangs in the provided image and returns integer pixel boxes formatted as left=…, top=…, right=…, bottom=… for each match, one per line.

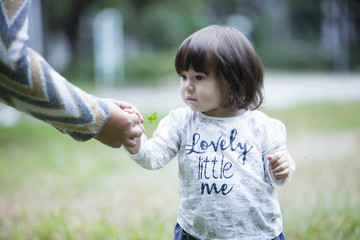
left=175, top=39, right=213, bottom=76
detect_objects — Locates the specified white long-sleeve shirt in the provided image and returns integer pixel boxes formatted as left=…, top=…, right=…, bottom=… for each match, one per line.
left=129, top=107, right=295, bottom=240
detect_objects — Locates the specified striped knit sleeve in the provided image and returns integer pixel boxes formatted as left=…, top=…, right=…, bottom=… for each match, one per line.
left=0, top=0, right=109, bottom=141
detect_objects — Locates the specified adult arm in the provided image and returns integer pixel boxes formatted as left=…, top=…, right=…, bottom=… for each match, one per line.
left=0, top=0, right=143, bottom=146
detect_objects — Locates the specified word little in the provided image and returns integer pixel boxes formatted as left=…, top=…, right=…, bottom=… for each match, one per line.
left=198, top=155, right=233, bottom=195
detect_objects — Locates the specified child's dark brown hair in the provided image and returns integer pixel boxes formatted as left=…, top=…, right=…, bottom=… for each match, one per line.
left=175, top=25, right=264, bottom=110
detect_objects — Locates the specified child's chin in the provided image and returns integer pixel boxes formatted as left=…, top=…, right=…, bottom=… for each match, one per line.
left=187, top=105, right=201, bottom=112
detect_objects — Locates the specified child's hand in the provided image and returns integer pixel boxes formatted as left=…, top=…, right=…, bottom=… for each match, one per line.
left=122, top=108, right=145, bottom=133
left=268, top=152, right=291, bottom=181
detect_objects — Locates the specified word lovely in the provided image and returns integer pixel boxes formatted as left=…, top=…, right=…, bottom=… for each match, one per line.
left=186, top=129, right=253, bottom=165
left=186, top=129, right=253, bottom=196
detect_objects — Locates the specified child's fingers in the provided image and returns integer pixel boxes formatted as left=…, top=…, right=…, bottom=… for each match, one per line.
left=271, top=160, right=289, bottom=173
left=268, top=152, right=292, bottom=180
left=125, top=110, right=145, bottom=131
left=139, top=123, right=145, bottom=133
left=274, top=167, right=290, bottom=179
left=268, top=152, right=283, bottom=169
left=136, top=111, right=145, bottom=123
left=271, top=160, right=290, bottom=181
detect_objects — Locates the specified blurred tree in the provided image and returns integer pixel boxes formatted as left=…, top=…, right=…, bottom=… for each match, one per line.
left=290, top=0, right=322, bottom=40
left=39, top=0, right=360, bottom=75
left=124, top=0, right=210, bottom=49
left=42, top=0, right=94, bottom=54
left=41, top=0, right=210, bottom=53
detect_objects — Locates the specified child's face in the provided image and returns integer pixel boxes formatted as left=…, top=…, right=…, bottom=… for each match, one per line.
left=180, top=68, right=224, bottom=117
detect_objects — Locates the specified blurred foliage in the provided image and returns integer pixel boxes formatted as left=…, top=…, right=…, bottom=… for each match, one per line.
left=62, top=51, right=177, bottom=87
left=124, top=0, right=210, bottom=49
left=40, top=0, right=360, bottom=84
left=265, top=101, right=360, bottom=134
left=124, top=50, right=177, bottom=85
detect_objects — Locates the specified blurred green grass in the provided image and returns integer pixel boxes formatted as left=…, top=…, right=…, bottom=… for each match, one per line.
left=265, top=101, right=360, bottom=133
left=1, top=101, right=360, bottom=239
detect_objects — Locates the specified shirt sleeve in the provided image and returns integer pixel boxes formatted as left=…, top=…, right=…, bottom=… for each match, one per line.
left=128, top=109, right=184, bottom=170
left=261, top=117, right=296, bottom=186
left=0, top=0, right=109, bottom=141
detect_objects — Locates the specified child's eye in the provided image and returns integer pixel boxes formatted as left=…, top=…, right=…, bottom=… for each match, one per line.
left=180, top=75, right=187, bottom=80
left=195, top=75, right=204, bottom=80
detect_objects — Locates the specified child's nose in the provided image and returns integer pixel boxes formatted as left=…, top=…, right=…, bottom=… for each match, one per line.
left=184, top=80, right=194, bottom=92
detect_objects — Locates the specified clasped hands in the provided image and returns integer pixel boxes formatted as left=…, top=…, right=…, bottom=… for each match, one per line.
left=95, top=99, right=144, bottom=148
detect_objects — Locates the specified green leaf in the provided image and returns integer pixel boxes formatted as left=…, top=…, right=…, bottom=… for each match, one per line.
left=148, top=112, right=158, bottom=124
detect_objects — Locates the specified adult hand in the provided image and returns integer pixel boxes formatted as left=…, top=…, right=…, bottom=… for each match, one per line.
left=110, top=100, right=144, bottom=124
left=94, top=100, right=144, bottom=148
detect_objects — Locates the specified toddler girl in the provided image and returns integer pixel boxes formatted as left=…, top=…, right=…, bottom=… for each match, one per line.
left=126, top=25, right=295, bottom=240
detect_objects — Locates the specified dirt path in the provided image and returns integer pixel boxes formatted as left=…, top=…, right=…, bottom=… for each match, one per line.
left=96, top=72, right=360, bottom=114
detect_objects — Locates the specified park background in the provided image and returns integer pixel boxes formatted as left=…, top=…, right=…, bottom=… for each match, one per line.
left=1, top=0, right=360, bottom=239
